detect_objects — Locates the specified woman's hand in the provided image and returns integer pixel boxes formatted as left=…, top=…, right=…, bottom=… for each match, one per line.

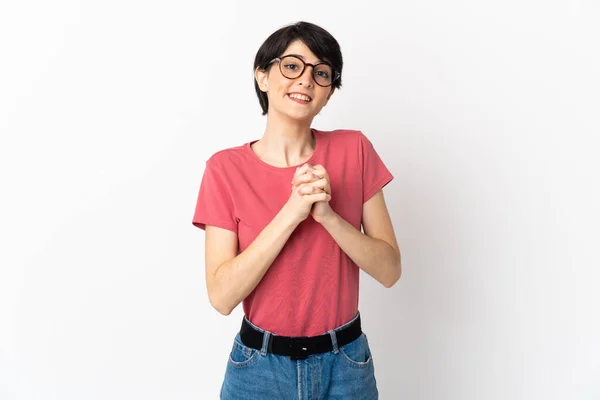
left=291, top=163, right=335, bottom=224
left=284, top=164, right=331, bottom=225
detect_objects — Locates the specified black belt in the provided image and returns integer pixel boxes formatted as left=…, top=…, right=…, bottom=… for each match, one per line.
left=239, top=314, right=362, bottom=360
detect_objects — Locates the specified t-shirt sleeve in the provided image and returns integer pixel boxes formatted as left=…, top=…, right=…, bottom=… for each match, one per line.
left=192, top=159, right=238, bottom=232
left=359, top=131, right=394, bottom=203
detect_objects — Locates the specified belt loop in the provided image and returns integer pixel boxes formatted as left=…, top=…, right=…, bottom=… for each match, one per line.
left=328, top=330, right=339, bottom=354
left=260, top=330, right=271, bottom=356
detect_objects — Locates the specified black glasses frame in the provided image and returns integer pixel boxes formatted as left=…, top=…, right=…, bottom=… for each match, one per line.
left=268, top=55, right=340, bottom=87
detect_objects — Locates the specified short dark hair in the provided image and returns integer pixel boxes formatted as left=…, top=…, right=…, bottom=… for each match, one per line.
left=253, top=21, right=343, bottom=115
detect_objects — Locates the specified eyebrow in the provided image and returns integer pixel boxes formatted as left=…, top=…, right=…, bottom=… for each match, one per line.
left=284, top=53, right=326, bottom=64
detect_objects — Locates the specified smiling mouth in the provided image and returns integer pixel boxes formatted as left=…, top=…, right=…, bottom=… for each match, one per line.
left=288, top=93, right=312, bottom=102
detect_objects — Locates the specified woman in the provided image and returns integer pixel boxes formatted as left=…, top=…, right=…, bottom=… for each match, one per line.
left=192, top=21, right=401, bottom=399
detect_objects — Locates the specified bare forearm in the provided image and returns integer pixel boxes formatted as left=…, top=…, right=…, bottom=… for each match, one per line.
left=320, top=212, right=401, bottom=287
left=211, top=206, right=300, bottom=315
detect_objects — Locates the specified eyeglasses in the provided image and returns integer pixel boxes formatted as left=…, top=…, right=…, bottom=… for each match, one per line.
left=268, top=55, right=340, bottom=87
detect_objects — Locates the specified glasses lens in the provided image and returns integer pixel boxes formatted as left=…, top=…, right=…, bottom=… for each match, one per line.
left=279, top=56, right=304, bottom=79
left=314, top=64, right=333, bottom=86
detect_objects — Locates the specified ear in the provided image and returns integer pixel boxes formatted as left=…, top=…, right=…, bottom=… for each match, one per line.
left=255, top=66, right=269, bottom=93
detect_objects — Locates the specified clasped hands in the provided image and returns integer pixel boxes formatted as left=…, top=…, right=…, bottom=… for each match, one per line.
left=290, top=163, right=334, bottom=224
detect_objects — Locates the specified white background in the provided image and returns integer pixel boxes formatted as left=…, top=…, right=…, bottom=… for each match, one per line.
left=1, top=0, right=599, bottom=399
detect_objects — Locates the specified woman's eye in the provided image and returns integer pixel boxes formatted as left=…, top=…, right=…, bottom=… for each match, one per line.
left=284, top=64, right=299, bottom=70
left=317, top=71, right=330, bottom=78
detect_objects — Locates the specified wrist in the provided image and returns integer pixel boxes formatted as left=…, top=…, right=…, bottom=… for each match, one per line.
left=318, top=210, right=339, bottom=228
left=279, top=203, right=304, bottom=228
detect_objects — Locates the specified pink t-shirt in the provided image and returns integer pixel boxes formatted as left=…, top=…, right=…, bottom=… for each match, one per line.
left=192, top=128, right=393, bottom=336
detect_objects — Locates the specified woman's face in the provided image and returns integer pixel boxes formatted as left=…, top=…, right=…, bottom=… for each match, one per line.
left=256, top=40, right=335, bottom=122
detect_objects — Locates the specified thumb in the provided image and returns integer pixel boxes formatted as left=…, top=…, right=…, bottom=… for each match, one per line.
left=295, top=163, right=311, bottom=177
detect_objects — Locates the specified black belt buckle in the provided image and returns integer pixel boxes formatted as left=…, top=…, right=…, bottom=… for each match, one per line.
left=289, top=336, right=310, bottom=360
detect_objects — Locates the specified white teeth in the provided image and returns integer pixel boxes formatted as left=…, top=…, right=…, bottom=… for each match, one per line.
left=289, top=93, right=311, bottom=102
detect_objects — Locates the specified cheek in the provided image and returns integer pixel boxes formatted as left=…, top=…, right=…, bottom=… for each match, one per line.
left=268, top=84, right=291, bottom=102
left=317, top=88, right=332, bottom=102
left=266, top=85, right=286, bottom=103
left=314, top=95, right=330, bottom=108
left=269, top=75, right=291, bottom=91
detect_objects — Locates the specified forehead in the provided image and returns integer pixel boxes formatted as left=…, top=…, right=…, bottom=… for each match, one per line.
left=281, top=40, right=322, bottom=63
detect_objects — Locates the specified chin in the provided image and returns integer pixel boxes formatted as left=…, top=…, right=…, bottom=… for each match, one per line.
left=288, top=113, right=314, bottom=122
left=279, top=110, right=315, bottom=122
left=292, top=106, right=322, bottom=118
left=271, top=104, right=318, bottom=122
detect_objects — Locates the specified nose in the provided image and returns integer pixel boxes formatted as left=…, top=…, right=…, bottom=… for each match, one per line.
left=297, top=64, right=315, bottom=87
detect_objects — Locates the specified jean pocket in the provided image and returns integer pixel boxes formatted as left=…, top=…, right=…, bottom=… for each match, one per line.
left=339, top=333, right=373, bottom=369
left=228, top=334, right=259, bottom=368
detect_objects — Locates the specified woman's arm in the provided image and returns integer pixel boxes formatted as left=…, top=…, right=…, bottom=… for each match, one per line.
left=205, top=205, right=301, bottom=315
left=319, top=190, right=401, bottom=288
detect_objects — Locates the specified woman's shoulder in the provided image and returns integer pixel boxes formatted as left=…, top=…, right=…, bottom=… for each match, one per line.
left=315, top=127, right=370, bottom=146
left=315, top=127, right=363, bottom=137
left=316, top=127, right=375, bottom=141
left=205, top=142, right=250, bottom=168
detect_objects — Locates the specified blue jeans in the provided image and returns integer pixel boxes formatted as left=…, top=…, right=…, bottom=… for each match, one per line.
left=220, top=313, right=378, bottom=399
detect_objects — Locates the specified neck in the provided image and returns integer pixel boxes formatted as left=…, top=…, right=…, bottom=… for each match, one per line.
left=255, top=111, right=316, bottom=167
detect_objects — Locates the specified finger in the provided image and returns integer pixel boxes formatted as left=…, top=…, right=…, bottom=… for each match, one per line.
left=317, top=184, right=330, bottom=195
left=308, top=167, right=328, bottom=185
left=309, top=177, right=328, bottom=186
left=303, top=185, right=319, bottom=195
left=310, top=170, right=324, bottom=179
left=296, top=184, right=330, bottom=196
left=295, top=163, right=312, bottom=176
left=303, top=191, right=332, bottom=202
left=313, top=183, right=330, bottom=195
left=310, top=164, right=325, bottom=175
left=293, top=165, right=305, bottom=179
left=300, top=172, right=317, bottom=181
left=309, top=171, right=327, bottom=183
left=305, top=183, right=329, bottom=195
left=309, top=178, right=329, bottom=192
left=299, top=185, right=328, bottom=194
left=296, top=183, right=315, bottom=195
left=292, top=171, right=320, bottom=185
